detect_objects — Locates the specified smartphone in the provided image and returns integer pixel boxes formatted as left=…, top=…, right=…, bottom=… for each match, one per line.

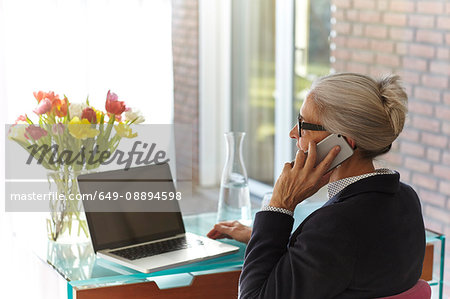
left=314, top=133, right=354, bottom=172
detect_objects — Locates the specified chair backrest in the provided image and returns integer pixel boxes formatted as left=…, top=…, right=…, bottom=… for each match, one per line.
left=377, top=279, right=431, bottom=299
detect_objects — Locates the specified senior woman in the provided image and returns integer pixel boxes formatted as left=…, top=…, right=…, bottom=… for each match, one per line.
left=207, top=73, right=425, bottom=298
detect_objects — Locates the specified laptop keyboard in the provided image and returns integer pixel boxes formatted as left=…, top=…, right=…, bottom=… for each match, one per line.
left=111, top=237, right=204, bottom=260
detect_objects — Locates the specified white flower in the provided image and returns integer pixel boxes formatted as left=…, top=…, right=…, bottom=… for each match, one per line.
left=8, top=124, right=28, bottom=143
left=68, top=103, right=88, bottom=119
left=124, top=108, right=145, bottom=124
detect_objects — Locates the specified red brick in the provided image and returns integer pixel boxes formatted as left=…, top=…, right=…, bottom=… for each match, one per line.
left=352, top=24, right=364, bottom=36
left=347, top=37, right=370, bottom=49
left=444, top=92, right=450, bottom=105
left=400, top=141, right=425, bottom=157
left=389, top=28, right=414, bottom=41
left=425, top=205, right=450, bottom=224
left=408, top=14, right=435, bottom=28
left=409, top=44, right=435, bottom=58
left=346, top=62, right=368, bottom=73
left=352, top=51, right=374, bottom=63
left=443, top=151, right=450, bottom=166
left=395, top=42, right=409, bottom=55
left=377, top=0, right=389, bottom=11
left=430, top=61, right=450, bottom=76
left=413, top=173, right=438, bottom=190
left=359, top=11, right=381, bottom=23
left=335, top=22, right=351, bottom=35
left=437, top=17, right=450, bottom=30
left=400, top=128, right=420, bottom=142
left=335, top=0, right=351, bottom=8
left=417, top=1, right=444, bottom=14
left=414, top=87, right=440, bottom=102
left=397, top=70, right=420, bottom=84
left=353, top=0, right=376, bottom=10
left=419, top=189, right=447, bottom=207
left=390, top=0, right=415, bottom=12
left=439, top=181, right=450, bottom=196
left=426, top=147, right=441, bottom=163
left=422, top=74, right=448, bottom=89
left=423, top=217, right=443, bottom=233
left=443, top=122, right=450, bottom=135
left=436, top=106, right=450, bottom=120
left=421, top=132, right=448, bottom=148
left=446, top=33, right=450, bottom=46
left=365, top=25, right=388, bottom=39
left=333, top=49, right=351, bottom=60
left=408, top=101, right=434, bottom=116
left=346, top=10, right=359, bottom=22
left=447, top=3, right=450, bottom=14
left=433, top=165, right=450, bottom=180
left=383, top=13, right=407, bottom=26
left=369, top=39, right=394, bottom=53
left=416, top=30, right=444, bottom=44
left=413, top=115, right=440, bottom=133
left=437, top=47, right=450, bottom=60
left=369, top=66, right=393, bottom=78
left=376, top=53, right=400, bottom=67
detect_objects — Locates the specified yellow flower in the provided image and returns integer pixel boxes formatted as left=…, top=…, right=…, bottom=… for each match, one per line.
left=114, top=122, right=137, bottom=138
left=68, top=117, right=99, bottom=139
left=93, top=108, right=104, bottom=124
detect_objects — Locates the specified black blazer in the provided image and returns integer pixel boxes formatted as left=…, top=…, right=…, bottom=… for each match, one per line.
left=239, top=173, right=425, bottom=299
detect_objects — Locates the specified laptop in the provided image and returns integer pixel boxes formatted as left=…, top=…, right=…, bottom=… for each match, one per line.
left=77, top=163, right=239, bottom=273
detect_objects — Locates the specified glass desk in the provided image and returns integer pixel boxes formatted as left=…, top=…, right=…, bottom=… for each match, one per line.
left=37, top=213, right=246, bottom=299
left=36, top=203, right=445, bottom=299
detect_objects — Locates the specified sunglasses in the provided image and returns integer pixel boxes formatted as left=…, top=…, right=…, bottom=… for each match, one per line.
left=297, top=113, right=326, bottom=137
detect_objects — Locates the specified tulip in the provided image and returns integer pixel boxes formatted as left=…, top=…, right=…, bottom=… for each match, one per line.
left=8, top=124, right=28, bottom=143
left=81, top=107, right=97, bottom=124
left=105, top=90, right=126, bottom=115
left=25, top=125, right=48, bottom=140
left=33, top=91, right=46, bottom=103
left=124, top=108, right=145, bottom=124
left=33, top=98, right=52, bottom=115
left=69, top=103, right=88, bottom=119
left=15, top=115, right=28, bottom=124
left=52, top=123, right=65, bottom=135
left=68, top=117, right=99, bottom=139
left=52, top=96, right=68, bottom=117
left=114, top=122, right=137, bottom=138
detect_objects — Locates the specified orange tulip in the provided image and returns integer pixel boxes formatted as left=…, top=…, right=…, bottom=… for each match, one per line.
left=52, top=96, right=68, bottom=117
left=105, top=90, right=126, bottom=115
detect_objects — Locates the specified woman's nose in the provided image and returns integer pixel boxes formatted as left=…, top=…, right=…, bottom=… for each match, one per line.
left=289, top=125, right=298, bottom=140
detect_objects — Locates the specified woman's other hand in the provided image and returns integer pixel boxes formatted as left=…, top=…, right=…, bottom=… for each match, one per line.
left=270, top=141, right=341, bottom=211
left=207, top=221, right=252, bottom=244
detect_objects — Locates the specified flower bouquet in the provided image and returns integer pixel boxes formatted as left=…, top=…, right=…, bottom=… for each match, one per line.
left=8, top=90, right=144, bottom=242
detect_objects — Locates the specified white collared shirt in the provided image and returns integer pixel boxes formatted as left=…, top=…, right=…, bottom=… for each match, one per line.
left=327, top=168, right=396, bottom=200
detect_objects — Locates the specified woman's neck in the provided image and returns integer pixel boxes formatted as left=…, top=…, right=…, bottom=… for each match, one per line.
left=329, top=153, right=375, bottom=183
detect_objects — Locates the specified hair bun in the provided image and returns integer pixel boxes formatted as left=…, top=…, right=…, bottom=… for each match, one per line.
left=377, top=74, right=408, bottom=137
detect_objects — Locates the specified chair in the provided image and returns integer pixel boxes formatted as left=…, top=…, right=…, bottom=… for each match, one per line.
left=377, top=279, right=431, bottom=299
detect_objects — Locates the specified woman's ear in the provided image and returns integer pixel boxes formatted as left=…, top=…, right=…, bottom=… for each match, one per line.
left=344, top=136, right=357, bottom=149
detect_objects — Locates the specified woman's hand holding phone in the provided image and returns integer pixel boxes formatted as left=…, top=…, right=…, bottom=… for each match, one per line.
left=269, top=142, right=341, bottom=212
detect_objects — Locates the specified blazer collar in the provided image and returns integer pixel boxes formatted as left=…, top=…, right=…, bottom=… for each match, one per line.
left=323, top=172, right=400, bottom=207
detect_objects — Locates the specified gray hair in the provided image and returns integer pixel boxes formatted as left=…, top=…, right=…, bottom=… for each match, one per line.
left=309, top=73, right=408, bottom=159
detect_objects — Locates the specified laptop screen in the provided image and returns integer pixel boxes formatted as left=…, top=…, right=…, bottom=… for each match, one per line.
left=78, top=164, right=186, bottom=252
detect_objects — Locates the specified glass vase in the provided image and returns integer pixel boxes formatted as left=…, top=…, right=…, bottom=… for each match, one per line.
left=46, top=170, right=90, bottom=244
left=217, top=132, right=252, bottom=225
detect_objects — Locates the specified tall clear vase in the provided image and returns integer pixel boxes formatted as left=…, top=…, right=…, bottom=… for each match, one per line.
left=217, top=132, right=252, bottom=225
left=47, top=170, right=90, bottom=244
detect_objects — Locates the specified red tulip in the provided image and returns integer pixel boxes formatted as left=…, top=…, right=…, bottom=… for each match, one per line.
left=25, top=125, right=48, bottom=140
left=33, top=91, right=46, bottom=103
left=81, top=107, right=97, bottom=124
left=105, top=90, right=126, bottom=115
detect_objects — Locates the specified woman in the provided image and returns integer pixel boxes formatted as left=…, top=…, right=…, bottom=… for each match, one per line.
left=207, top=73, right=425, bottom=298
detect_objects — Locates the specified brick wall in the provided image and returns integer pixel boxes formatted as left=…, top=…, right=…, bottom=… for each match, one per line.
left=172, top=0, right=199, bottom=185
left=330, top=0, right=450, bottom=294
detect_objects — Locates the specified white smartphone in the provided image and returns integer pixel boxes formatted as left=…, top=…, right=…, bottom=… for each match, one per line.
left=314, top=133, right=354, bottom=172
